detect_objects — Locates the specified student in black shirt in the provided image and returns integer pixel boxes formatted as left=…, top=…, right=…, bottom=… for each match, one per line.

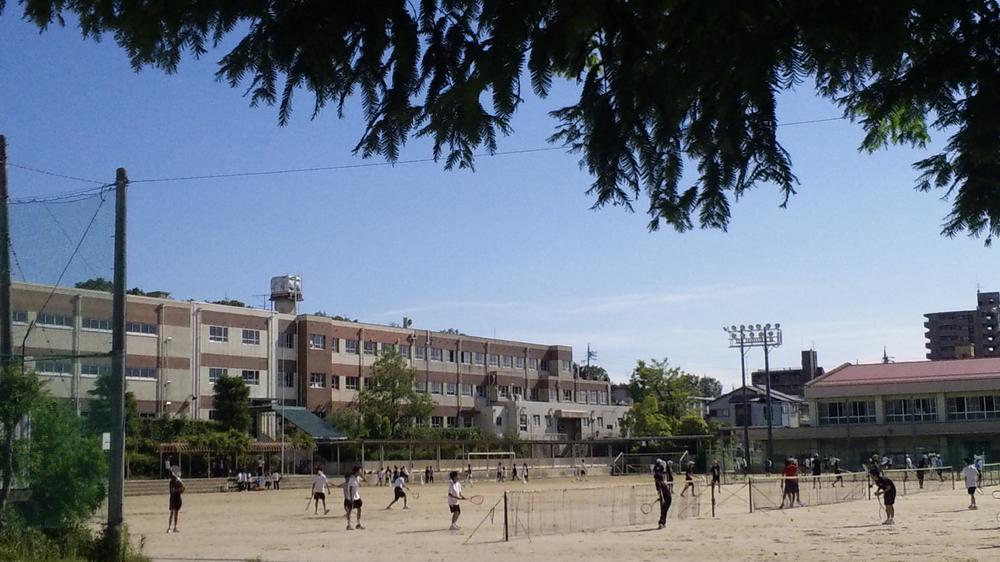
left=874, top=475, right=896, bottom=525
left=811, top=455, right=822, bottom=489
left=680, top=462, right=696, bottom=497
left=710, top=459, right=722, bottom=494
left=653, top=459, right=672, bottom=529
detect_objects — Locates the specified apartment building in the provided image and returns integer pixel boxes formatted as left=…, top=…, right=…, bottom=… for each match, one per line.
left=924, top=291, right=1000, bottom=360
left=12, top=279, right=626, bottom=440
left=748, top=357, right=1000, bottom=468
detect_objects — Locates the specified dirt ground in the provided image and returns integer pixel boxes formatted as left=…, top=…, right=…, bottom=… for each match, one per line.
left=125, top=474, right=1000, bottom=561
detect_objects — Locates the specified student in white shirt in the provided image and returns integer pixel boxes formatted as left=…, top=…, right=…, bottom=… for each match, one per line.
left=312, top=466, right=331, bottom=515
left=447, top=470, right=466, bottom=531
left=961, top=458, right=980, bottom=510
left=272, top=470, right=281, bottom=491
left=386, top=472, right=410, bottom=510
left=343, top=466, right=366, bottom=530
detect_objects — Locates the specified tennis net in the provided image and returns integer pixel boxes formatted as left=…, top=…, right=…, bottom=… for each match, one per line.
left=881, top=467, right=954, bottom=495
left=504, top=483, right=700, bottom=539
left=749, top=472, right=868, bottom=510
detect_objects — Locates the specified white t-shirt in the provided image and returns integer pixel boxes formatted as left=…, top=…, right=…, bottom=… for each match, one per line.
left=393, top=476, right=406, bottom=489
left=312, top=473, right=328, bottom=494
left=962, top=465, right=979, bottom=488
left=905, top=457, right=913, bottom=469
left=347, top=475, right=362, bottom=501
left=448, top=480, right=462, bottom=506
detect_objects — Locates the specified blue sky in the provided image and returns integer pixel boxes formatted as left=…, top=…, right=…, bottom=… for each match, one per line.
left=1, top=13, right=995, bottom=387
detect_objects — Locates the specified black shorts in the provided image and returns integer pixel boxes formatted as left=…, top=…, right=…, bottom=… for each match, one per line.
left=169, top=492, right=182, bottom=511
left=784, top=481, right=799, bottom=494
left=968, top=486, right=977, bottom=496
left=712, top=475, right=720, bottom=483
left=883, top=491, right=896, bottom=506
left=313, top=492, right=325, bottom=501
left=449, top=504, right=460, bottom=514
left=394, top=488, right=406, bottom=499
left=344, top=499, right=352, bottom=511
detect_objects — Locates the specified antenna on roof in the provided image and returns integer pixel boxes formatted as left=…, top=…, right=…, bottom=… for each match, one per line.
left=882, top=346, right=895, bottom=364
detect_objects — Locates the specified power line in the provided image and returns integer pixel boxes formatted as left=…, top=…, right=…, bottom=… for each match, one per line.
left=8, top=163, right=105, bottom=185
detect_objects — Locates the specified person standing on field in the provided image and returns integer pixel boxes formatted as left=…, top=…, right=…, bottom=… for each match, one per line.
left=447, top=470, right=466, bottom=531
left=167, top=470, right=184, bottom=533
left=962, top=458, right=980, bottom=510
left=653, top=458, right=672, bottom=530
left=312, top=466, right=331, bottom=515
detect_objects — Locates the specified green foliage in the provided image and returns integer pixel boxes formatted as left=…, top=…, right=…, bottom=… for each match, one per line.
left=183, top=429, right=251, bottom=457
left=314, top=311, right=357, bottom=322
left=211, top=299, right=247, bottom=308
left=627, top=359, right=699, bottom=420
left=8, top=2, right=999, bottom=241
left=696, top=376, right=723, bottom=398
left=620, top=395, right=673, bottom=437
left=397, top=426, right=482, bottom=441
left=355, top=351, right=434, bottom=438
left=212, top=375, right=251, bottom=433
left=86, top=372, right=141, bottom=448
left=576, top=364, right=609, bottom=382
left=675, top=414, right=710, bottom=437
left=0, top=513, right=149, bottom=562
left=0, top=363, right=46, bottom=530
left=21, top=399, right=107, bottom=529
left=326, top=408, right=364, bottom=439
left=74, top=277, right=113, bottom=292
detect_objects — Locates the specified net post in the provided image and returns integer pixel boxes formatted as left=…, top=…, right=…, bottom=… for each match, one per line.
left=951, top=467, right=955, bottom=490
left=867, top=473, right=871, bottom=500
left=748, top=477, right=753, bottom=513
left=711, top=480, right=716, bottom=517
left=503, top=491, right=509, bottom=542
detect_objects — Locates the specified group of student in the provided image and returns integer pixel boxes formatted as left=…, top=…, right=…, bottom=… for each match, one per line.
left=494, top=461, right=530, bottom=483
left=374, top=465, right=412, bottom=487
left=308, top=465, right=474, bottom=532
left=235, top=470, right=282, bottom=491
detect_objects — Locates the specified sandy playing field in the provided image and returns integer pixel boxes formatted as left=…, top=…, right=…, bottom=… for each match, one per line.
left=125, top=475, right=1000, bottom=561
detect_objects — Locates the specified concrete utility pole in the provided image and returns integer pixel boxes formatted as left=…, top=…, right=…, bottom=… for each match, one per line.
left=0, top=136, right=12, bottom=368
left=106, top=168, right=128, bottom=559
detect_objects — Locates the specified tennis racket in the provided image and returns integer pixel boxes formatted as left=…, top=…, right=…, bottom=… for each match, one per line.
left=465, top=495, right=484, bottom=505
left=410, top=490, right=420, bottom=499
left=992, top=490, right=1000, bottom=500
left=640, top=498, right=660, bottom=515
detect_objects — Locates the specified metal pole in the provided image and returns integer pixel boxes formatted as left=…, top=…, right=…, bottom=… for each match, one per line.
left=503, top=491, right=509, bottom=541
left=106, top=168, right=128, bottom=559
left=763, top=337, right=774, bottom=470
left=0, top=136, right=11, bottom=368
left=739, top=336, right=750, bottom=474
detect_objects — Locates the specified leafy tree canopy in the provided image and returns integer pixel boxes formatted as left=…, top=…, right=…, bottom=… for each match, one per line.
left=126, top=287, right=171, bottom=299
left=313, top=311, right=358, bottom=322
left=627, top=358, right=699, bottom=420
left=8, top=1, right=1000, bottom=241
left=212, top=375, right=252, bottom=434
left=620, top=394, right=673, bottom=437
left=74, top=277, right=113, bottom=292
left=0, top=363, right=46, bottom=530
left=211, top=299, right=247, bottom=308
left=696, top=376, right=723, bottom=399
left=576, top=364, right=609, bottom=382
left=86, top=371, right=140, bottom=451
left=355, top=350, right=435, bottom=439
left=675, top=414, right=710, bottom=437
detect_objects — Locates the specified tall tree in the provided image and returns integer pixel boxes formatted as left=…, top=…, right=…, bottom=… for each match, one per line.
left=8, top=2, right=1000, bottom=241
left=212, top=375, right=252, bottom=433
left=356, top=350, right=434, bottom=439
left=620, top=394, right=673, bottom=437
left=626, top=358, right=699, bottom=420
left=576, top=364, right=609, bottom=382
left=696, top=376, right=723, bottom=399
left=86, top=371, right=140, bottom=439
left=0, top=364, right=45, bottom=530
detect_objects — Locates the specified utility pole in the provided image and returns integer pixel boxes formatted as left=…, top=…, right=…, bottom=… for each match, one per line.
left=106, top=168, right=128, bottom=559
left=0, top=136, right=12, bottom=368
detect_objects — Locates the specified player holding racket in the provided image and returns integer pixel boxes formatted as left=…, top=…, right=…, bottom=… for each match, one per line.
left=873, top=474, right=896, bottom=525
left=448, top=470, right=466, bottom=530
left=653, top=458, right=672, bottom=529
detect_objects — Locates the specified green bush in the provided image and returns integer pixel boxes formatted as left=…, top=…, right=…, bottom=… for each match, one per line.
left=0, top=513, right=148, bottom=562
left=128, top=452, right=162, bottom=479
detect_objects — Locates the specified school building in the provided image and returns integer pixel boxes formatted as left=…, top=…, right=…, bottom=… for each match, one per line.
left=748, top=356, right=1000, bottom=468
left=12, top=277, right=627, bottom=441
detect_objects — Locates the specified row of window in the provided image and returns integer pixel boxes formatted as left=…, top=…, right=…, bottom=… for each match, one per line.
left=208, top=368, right=260, bottom=385
left=307, top=373, right=358, bottom=390
left=208, top=326, right=260, bottom=345
left=819, top=395, right=1000, bottom=425
left=33, top=359, right=154, bottom=380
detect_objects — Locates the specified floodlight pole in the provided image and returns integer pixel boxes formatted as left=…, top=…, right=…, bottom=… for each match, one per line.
left=738, top=334, right=750, bottom=474
left=763, top=335, right=774, bottom=469
left=725, top=323, right=782, bottom=475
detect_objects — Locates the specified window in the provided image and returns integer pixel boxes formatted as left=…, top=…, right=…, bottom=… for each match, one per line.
left=533, top=414, right=541, bottom=426
left=383, top=343, right=396, bottom=354
left=431, top=381, right=443, bottom=394
left=563, top=389, right=573, bottom=401
left=477, top=385, right=486, bottom=397
left=399, top=345, right=410, bottom=358
left=431, top=347, right=443, bottom=361
left=82, top=317, right=112, bottom=331
left=127, top=321, right=158, bottom=335
left=495, top=415, right=503, bottom=427
left=209, top=326, right=228, bottom=342
left=346, top=376, right=359, bottom=390
left=529, top=358, right=539, bottom=370
left=208, top=410, right=220, bottom=421
left=81, top=363, right=110, bottom=377
left=502, top=355, right=512, bottom=368
left=364, top=341, right=377, bottom=355
left=279, top=332, right=295, bottom=348
left=37, top=312, right=72, bottom=327
left=241, top=369, right=260, bottom=385
left=488, top=354, right=499, bottom=366
left=413, top=380, right=426, bottom=393
left=474, top=352, right=485, bottom=365
left=545, top=415, right=552, bottom=428
left=309, top=373, right=325, bottom=388
left=126, top=367, right=157, bottom=379
left=529, top=388, right=539, bottom=401
left=461, top=383, right=473, bottom=396
left=885, top=397, right=937, bottom=423
left=600, top=391, right=609, bottom=404
left=590, top=390, right=599, bottom=403
left=947, top=395, right=1000, bottom=420
left=330, top=375, right=340, bottom=390
left=463, top=415, right=474, bottom=428
left=583, top=418, right=590, bottom=427
left=242, top=329, right=260, bottom=345
left=515, top=356, right=525, bottom=369
left=461, top=351, right=471, bottom=364
left=345, top=339, right=359, bottom=354
left=539, top=360, right=549, bottom=372
left=577, top=390, right=586, bottom=403
left=209, top=367, right=228, bottom=383
left=519, top=414, right=528, bottom=432
left=330, top=338, right=340, bottom=352
left=36, top=359, right=72, bottom=374
left=499, top=385, right=510, bottom=398
left=282, top=372, right=295, bottom=387
left=446, top=383, right=457, bottom=395
left=818, top=400, right=876, bottom=425
left=512, top=385, right=523, bottom=398
left=414, top=346, right=426, bottom=359
left=561, top=360, right=571, bottom=371
left=12, top=310, right=27, bottom=324
left=447, top=350, right=457, bottom=363
left=309, top=334, right=326, bottom=350
left=431, top=416, right=443, bottom=428
left=446, top=416, right=458, bottom=428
